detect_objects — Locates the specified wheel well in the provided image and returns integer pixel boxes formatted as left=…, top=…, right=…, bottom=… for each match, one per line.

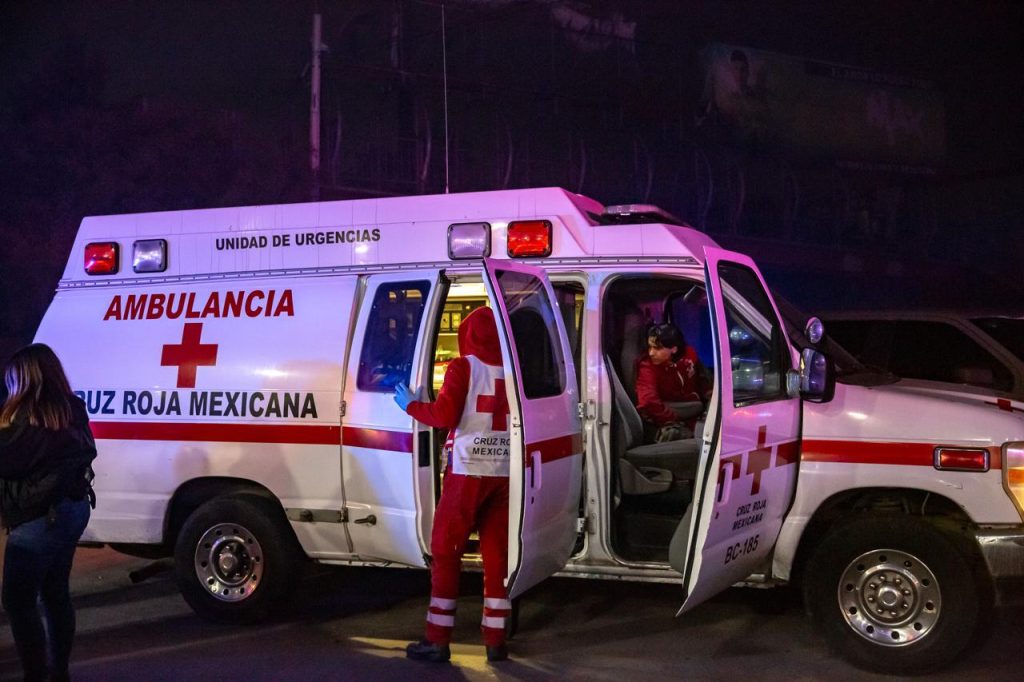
left=164, top=477, right=279, bottom=551
left=790, top=488, right=978, bottom=587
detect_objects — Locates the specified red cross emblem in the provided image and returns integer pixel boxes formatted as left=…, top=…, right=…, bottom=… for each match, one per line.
left=719, top=424, right=773, bottom=496
left=476, top=378, right=510, bottom=430
left=161, top=323, right=218, bottom=388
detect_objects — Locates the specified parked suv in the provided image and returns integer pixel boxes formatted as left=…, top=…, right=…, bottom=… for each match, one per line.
left=822, top=311, right=1024, bottom=402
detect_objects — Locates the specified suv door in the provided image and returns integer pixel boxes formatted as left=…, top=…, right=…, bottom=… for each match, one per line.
left=481, top=259, right=584, bottom=598
left=670, top=247, right=802, bottom=612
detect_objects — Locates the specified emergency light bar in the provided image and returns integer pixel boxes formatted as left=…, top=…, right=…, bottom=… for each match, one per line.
left=133, top=239, right=168, bottom=273
left=84, top=242, right=119, bottom=275
left=602, top=203, right=687, bottom=226
left=448, top=222, right=490, bottom=259
left=507, top=220, right=552, bottom=257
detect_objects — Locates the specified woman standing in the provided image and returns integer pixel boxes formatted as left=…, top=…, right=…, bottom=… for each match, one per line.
left=0, top=344, right=96, bottom=682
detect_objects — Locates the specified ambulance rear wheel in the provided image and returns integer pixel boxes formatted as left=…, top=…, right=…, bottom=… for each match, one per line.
left=174, top=494, right=298, bottom=624
left=804, top=515, right=979, bottom=675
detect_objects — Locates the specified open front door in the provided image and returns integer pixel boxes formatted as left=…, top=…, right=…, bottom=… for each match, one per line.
left=670, top=247, right=801, bottom=613
left=481, top=259, right=583, bottom=599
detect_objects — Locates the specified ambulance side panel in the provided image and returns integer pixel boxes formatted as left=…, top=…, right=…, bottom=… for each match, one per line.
left=771, top=381, right=1024, bottom=580
left=341, top=272, right=443, bottom=567
left=34, top=277, right=354, bottom=548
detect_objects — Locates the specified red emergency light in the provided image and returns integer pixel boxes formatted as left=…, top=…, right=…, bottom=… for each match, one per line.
left=84, top=242, right=119, bottom=275
left=933, top=447, right=989, bottom=472
left=507, top=220, right=552, bottom=258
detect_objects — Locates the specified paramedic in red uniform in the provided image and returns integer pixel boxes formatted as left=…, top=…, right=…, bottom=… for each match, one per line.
left=635, top=322, right=711, bottom=439
left=394, top=306, right=511, bottom=663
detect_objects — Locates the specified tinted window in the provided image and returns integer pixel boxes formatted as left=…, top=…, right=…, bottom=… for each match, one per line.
left=971, top=317, right=1024, bottom=361
left=495, top=269, right=566, bottom=399
left=357, top=281, right=429, bottom=392
left=718, top=263, right=790, bottom=406
left=886, top=321, right=1013, bottom=392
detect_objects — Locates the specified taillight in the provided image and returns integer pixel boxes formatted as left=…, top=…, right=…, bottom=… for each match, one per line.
left=507, top=220, right=552, bottom=257
left=933, top=447, right=989, bottom=472
left=1003, top=442, right=1024, bottom=521
left=84, top=242, right=119, bottom=275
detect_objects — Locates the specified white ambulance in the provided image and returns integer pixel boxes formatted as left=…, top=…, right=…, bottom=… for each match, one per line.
left=34, top=188, right=1023, bottom=674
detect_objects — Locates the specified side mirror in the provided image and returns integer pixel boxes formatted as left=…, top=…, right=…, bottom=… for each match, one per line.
left=798, top=347, right=835, bottom=403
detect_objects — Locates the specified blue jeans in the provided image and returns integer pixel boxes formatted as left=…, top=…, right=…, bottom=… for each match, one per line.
left=2, top=498, right=90, bottom=682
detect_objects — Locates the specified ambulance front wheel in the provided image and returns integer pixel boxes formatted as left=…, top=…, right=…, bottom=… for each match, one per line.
left=804, top=515, right=981, bottom=675
left=174, top=494, right=299, bottom=624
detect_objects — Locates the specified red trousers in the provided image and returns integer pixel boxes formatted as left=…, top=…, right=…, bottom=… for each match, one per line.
left=425, top=471, right=511, bottom=647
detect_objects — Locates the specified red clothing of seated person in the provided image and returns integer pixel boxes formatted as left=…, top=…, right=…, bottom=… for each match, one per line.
left=635, top=323, right=711, bottom=430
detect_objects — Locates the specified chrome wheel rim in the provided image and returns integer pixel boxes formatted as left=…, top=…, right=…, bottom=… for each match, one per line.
left=837, top=548, right=941, bottom=647
left=194, top=522, right=263, bottom=602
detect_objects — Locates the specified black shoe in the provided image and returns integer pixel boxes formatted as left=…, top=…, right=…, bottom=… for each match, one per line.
left=486, top=643, right=508, bottom=662
left=405, top=639, right=451, bottom=662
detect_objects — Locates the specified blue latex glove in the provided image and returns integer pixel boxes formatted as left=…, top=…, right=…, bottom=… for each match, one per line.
left=393, top=382, right=415, bottom=412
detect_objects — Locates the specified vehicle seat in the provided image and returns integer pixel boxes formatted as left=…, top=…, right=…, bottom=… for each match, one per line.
left=606, top=356, right=701, bottom=494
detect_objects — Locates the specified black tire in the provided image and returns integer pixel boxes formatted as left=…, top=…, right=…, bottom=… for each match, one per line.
left=174, top=494, right=300, bottom=624
left=803, top=515, right=980, bottom=675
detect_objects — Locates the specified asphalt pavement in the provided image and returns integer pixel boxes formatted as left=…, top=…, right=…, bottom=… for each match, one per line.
left=0, top=539, right=1021, bottom=681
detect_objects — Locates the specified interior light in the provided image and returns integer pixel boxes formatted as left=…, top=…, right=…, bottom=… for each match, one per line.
left=934, top=447, right=989, bottom=472
left=507, top=220, right=552, bottom=257
left=133, top=239, right=167, bottom=273
left=84, top=242, right=119, bottom=275
left=448, top=222, right=491, bottom=259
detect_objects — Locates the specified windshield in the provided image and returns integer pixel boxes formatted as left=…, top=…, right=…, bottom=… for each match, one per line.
left=971, top=317, right=1024, bottom=361
left=772, top=294, right=898, bottom=386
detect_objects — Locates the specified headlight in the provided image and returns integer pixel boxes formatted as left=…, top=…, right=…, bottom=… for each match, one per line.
left=1004, top=441, right=1024, bottom=522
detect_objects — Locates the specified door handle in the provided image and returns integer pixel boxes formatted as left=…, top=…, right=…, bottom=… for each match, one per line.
left=717, top=461, right=735, bottom=505
left=354, top=514, right=377, bottom=526
left=530, top=451, right=542, bottom=490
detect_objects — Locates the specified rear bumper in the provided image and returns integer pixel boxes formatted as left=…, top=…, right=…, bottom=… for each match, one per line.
left=975, top=528, right=1024, bottom=605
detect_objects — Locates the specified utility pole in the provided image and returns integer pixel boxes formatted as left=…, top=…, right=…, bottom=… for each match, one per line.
left=310, top=11, right=322, bottom=201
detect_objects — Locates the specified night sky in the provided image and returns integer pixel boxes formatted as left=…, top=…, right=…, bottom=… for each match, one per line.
left=1, top=0, right=1022, bottom=357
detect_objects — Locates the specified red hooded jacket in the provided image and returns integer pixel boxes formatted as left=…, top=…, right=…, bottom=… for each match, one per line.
left=635, top=346, right=710, bottom=427
left=407, top=306, right=503, bottom=429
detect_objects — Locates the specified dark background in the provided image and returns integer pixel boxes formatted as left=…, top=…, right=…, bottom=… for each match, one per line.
left=2, top=0, right=1022, bottom=360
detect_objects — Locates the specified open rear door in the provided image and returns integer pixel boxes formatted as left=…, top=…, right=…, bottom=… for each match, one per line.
left=481, top=258, right=583, bottom=599
left=670, top=247, right=802, bottom=613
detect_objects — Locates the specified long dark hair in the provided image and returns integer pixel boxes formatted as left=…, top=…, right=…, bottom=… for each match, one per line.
left=647, top=323, right=686, bottom=361
left=0, top=343, right=75, bottom=430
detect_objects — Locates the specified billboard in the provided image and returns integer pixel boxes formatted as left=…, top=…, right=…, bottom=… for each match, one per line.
left=700, top=43, right=946, bottom=170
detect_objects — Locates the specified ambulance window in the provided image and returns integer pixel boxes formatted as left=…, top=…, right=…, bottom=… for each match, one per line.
left=357, top=281, right=430, bottom=392
left=552, top=282, right=585, bottom=389
left=494, top=270, right=566, bottom=398
left=718, top=263, right=789, bottom=406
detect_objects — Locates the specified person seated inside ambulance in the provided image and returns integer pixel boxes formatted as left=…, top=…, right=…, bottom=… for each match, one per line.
left=635, top=322, right=711, bottom=443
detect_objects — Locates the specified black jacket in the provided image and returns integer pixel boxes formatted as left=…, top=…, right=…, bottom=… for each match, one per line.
left=0, top=396, right=97, bottom=529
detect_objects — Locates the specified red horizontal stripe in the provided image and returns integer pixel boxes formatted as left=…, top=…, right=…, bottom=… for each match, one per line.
left=802, top=439, right=1002, bottom=470
left=91, top=421, right=340, bottom=445
left=342, top=426, right=412, bottom=453
left=525, top=432, right=583, bottom=466
left=90, top=421, right=414, bottom=452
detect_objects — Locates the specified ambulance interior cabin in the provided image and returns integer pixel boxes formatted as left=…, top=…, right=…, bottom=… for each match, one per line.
left=603, top=276, right=714, bottom=563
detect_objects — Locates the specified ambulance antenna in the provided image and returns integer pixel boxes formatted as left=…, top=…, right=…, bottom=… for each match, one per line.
left=441, top=2, right=450, bottom=194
